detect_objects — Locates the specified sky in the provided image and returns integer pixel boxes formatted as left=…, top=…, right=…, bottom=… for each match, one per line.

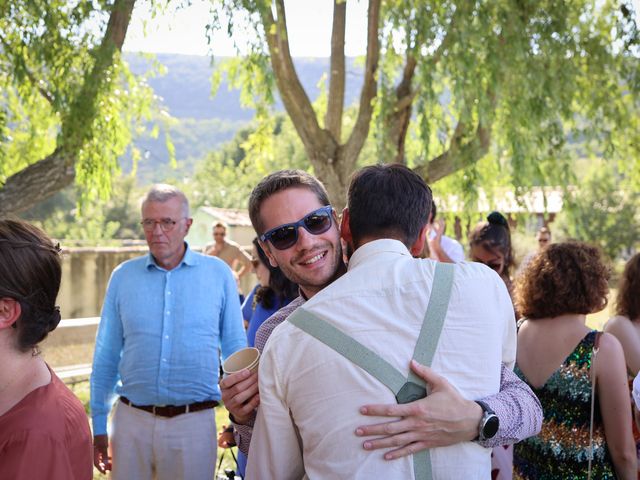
left=123, top=0, right=369, bottom=57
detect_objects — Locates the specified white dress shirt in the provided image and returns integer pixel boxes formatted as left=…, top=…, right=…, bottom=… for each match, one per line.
left=248, top=239, right=516, bottom=480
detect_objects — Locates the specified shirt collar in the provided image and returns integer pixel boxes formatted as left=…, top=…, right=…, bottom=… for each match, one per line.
left=347, top=239, right=411, bottom=271
left=145, top=242, right=199, bottom=270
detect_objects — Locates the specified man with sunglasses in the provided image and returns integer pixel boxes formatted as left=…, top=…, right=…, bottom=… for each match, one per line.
left=221, top=169, right=541, bottom=473
left=90, top=184, right=246, bottom=480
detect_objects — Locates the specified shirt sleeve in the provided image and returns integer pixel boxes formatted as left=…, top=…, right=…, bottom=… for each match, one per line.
left=233, top=414, right=255, bottom=455
left=90, top=270, right=124, bottom=436
left=477, top=363, right=543, bottom=447
left=246, top=339, right=305, bottom=480
left=241, top=286, right=257, bottom=323
left=219, top=266, right=248, bottom=361
left=1, top=433, right=76, bottom=480
left=443, top=237, right=465, bottom=263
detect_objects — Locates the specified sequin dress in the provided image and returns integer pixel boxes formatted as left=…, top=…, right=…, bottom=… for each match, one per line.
left=514, top=330, right=617, bottom=479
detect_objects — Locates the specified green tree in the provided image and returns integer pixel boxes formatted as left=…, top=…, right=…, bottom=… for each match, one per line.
left=189, top=116, right=311, bottom=209
left=212, top=0, right=640, bottom=207
left=554, top=163, right=640, bottom=260
left=0, top=0, right=156, bottom=215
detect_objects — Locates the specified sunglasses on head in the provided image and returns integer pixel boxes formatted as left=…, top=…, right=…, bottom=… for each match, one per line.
left=259, top=206, right=333, bottom=250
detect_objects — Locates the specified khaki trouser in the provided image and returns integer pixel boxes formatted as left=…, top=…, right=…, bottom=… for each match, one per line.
left=110, top=400, right=217, bottom=480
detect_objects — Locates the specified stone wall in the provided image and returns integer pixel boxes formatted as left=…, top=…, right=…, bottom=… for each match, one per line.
left=57, top=246, right=256, bottom=320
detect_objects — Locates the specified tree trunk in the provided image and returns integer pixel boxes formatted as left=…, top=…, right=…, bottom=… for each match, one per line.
left=261, top=0, right=380, bottom=209
left=0, top=149, right=74, bottom=216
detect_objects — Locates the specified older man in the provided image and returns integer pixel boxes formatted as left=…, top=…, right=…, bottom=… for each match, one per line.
left=90, top=184, right=246, bottom=480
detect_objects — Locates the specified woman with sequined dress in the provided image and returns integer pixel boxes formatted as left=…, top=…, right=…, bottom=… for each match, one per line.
left=513, top=242, right=636, bottom=479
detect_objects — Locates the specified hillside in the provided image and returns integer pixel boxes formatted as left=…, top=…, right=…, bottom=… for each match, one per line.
left=123, top=53, right=364, bottom=182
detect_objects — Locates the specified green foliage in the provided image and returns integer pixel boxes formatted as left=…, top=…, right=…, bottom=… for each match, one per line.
left=22, top=177, right=145, bottom=245
left=210, top=0, right=640, bottom=200
left=0, top=1, right=159, bottom=211
left=188, top=115, right=310, bottom=209
left=554, top=162, right=640, bottom=260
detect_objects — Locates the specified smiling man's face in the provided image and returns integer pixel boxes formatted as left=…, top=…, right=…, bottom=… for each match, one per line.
left=258, top=187, right=342, bottom=298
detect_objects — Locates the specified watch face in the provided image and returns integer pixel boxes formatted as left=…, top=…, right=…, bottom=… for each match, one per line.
left=483, top=415, right=499, bottom=439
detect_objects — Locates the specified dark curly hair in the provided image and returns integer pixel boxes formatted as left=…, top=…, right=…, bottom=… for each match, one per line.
left=252, top=238, right=298, bottom=309
left=0, top=219, right=62, bottom=352
left=616, top=253, right=640, bottom=321
left=515, top=242, right=609, bottom=319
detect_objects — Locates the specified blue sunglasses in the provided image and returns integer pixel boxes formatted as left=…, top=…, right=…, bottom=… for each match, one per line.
left=260, top=206, right=333, bottom=250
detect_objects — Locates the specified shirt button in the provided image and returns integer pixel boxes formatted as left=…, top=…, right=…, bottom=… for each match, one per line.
left=166, top=310, right=170, bottom=314
left=162, top=358, right=167, bottom=362
left=165, top=335, right=169, bottom=339
left=168, top=291, right=171, bottom=295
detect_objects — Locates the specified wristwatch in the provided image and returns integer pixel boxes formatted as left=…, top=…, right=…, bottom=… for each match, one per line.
left=475, top=400, right=499, bottom=441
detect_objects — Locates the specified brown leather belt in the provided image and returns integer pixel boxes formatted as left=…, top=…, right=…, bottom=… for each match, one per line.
left=120, top=397, right=218, bottom=418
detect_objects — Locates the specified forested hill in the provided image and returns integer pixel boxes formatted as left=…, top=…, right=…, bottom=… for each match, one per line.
left=124, top=53, right=364, bottom=182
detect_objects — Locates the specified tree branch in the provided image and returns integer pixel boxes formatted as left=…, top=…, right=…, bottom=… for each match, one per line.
left=0, top=34, right=55, bottom=108
left=60, top=0, right=135, bottom=151
left=343, top=0, right=381, bottom=168
left=325, top=0, right=346, bottom=141
left=414, top=116, right=493, bottom=182
left=260, top=0, right=329, bottom=155
left=0, top=149, right=75, bottom=215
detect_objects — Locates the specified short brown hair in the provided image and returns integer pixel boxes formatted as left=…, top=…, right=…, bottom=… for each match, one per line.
left=212, top=222, right=227, bottom=231
left=515, top=242, right=609, bottom=319
left=0, top=219, right=62, bottom=352
left=616, top=253, right=640, bottom=321
left=248, top=170, right=330, bottom=235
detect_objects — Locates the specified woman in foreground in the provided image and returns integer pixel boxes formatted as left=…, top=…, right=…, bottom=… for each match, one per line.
left=0, top=219, right=92, bottom=479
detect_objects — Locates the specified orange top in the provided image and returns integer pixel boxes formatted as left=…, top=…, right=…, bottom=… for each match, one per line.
left=0, top=366, right=92, bottom=480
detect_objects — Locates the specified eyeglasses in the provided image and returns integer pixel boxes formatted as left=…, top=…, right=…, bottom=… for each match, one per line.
left=140, top=218, right=183, bottom=232
left=259, top=206, right=333, bottom=250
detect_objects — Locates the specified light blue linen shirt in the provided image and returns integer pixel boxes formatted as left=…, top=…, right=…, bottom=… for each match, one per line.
left=90, top=244, right=246, bottom=435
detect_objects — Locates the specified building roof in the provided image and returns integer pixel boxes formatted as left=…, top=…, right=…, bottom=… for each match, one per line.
left=198, top=206, right=253, bottom=227
left=438, top=187, right=567, bottom=214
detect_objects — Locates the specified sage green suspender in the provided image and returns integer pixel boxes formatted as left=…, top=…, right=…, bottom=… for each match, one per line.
left=287, top=262, right=455, bottom=480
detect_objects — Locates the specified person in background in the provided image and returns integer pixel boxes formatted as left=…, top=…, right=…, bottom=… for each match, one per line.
left=518, top=226, right=552, bottom=275
left=605, top=252, right=640, bottom=474
left=469, top=211, right=515, bottom=296
left=243, top=238, right=298, bottom=348
left=205, top=222, right=253, bottom=281
left=515, top=242, right=636, bottom=479
left=90, top=184, right=246, bottom=480
left=469, top=210, right=517, bottom=479
left=0, top=219, right=92, bottom=480
left=426, top=201, right=464, bottom=263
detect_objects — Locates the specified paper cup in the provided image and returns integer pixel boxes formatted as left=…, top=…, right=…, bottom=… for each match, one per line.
left=222, top=347, right=260, bottom=376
